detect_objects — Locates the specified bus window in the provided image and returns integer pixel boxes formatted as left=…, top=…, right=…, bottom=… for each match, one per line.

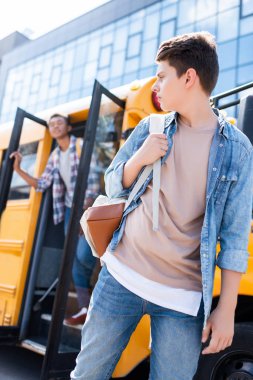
left=7, top=141, right=39, bottom=200
left=95, top=96, right=124, bottom=194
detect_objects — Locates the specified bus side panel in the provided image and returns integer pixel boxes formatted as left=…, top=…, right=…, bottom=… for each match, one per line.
left=0, top=130, right=52, bottom=326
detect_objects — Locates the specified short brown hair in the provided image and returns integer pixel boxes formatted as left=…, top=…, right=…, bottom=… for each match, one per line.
left=49, top=113, right=69, bottom=125
left=156, top=32, right=219, bottom=95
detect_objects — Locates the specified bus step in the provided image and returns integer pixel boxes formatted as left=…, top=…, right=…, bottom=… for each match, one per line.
left=41, top=314, right=81, bottom=351
left=20, top=339, right=46, bottom=355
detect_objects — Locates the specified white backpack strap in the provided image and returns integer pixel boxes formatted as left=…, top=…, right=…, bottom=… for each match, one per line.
left=149, top=114, right=166, bottom=231
left=125, top=164, right=153, bottom=210
left=124, top=114, right=166, bottom=231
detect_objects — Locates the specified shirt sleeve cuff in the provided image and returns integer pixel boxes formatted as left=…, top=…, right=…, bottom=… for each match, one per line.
left=216, top=249, right=249, bottom=273
left=36, top=178, right=44, bottom=192
left=105, top=161, right=131, bottom=198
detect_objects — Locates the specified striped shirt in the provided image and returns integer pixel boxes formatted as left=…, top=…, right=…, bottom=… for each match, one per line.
left=37, top=135, right=100, bottom=225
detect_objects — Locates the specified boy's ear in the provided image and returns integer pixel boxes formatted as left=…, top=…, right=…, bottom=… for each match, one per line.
left=185, top=68, right=197, bottom=88
left=68, top=125, right=72, bottom=132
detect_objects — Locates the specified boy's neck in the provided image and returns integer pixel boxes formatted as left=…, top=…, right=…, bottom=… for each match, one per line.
left=177, top=96, right=218, bottom=129
left=57, top=135, right=71, bottom=151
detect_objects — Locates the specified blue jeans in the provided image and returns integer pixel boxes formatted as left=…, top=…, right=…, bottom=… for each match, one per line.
left=64, top=207, right=97, bottom=307
left=71, top=266, right=204, bottom=380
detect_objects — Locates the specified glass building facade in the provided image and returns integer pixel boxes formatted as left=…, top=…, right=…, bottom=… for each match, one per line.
left=1, top=0, right=253, bottom=123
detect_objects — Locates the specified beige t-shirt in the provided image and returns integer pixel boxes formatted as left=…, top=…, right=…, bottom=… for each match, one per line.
left=103, top=119, right=217, bottom=295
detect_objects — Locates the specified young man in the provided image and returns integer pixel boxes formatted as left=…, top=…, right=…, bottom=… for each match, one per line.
left=10, top=114, right=100, bottom=325
left=71, top=32, right=253, bottom=380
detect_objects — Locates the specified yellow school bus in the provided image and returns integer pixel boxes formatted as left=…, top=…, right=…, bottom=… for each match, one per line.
left=0, top=78, right=253, bottom=379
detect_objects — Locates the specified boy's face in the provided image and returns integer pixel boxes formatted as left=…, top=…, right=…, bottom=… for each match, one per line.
left=48, top=116, right=71, bottom=139
left=152, top=61, right=187, bottom=112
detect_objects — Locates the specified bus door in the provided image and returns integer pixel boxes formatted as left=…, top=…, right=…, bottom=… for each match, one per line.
left=39, top=80, right=127, bottom=380
left=0, top=108, right=49, bottom=341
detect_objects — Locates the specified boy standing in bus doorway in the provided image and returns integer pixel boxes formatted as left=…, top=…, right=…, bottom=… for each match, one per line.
left=71, top=32, right=253, bottom=380
left=10, top=114, right=100, bottom=326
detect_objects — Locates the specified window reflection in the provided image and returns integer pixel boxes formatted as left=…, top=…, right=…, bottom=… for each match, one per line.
left=178, top=0, right=196, bottom=27
left=218, top=0, right=239, bottom=12
left=196, top=0, right=217, bottom=21
left=99, top=45, right=112, bottom=68
left=161, top=4, right=177, bottom=22
left=127, top=33, right=141, bottom=58
left=129, top=18, right=144, bottom=34
left=240, top=15, right=253, bottom=35
left=217, top=8, right=239, bottom=42
left=195, top=16, right=216, bottom=36
left=97, top=67, right=110, bottom=82
left=140, top=38, right=158, bottom=68
left=217, top=40, right=237, bottom=70
left=114, top=25, right=128, bottom=52
left=63, top=49, right=75, bottom=72
left=125, top=57, right=139, bottom=74
left=84, top=61, right=98, bottom=82
left=143, top=12, right=160, bottom=40
left=159, top=19, right=176, bottom=43
left=241, top=0, right=253, bottom=17
left=238, top=63, right=253, bottom=85
left=87, top=38, right=100, bottom=61
left=51, top=65, right=62, bottom=87
left=111, top=51, right=125, bottom=78
left=31, top=74, right=41, bottom=94
left=8, top=141, right=39, bottom=201
left=213, top=69, right=236, bottom=95
left=239, top=34, right=253, bottom=65
left=70, top=67, right=84, bottom=93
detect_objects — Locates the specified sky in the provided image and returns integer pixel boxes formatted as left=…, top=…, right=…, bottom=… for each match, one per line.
left=0, top=0, right=111, bottom=40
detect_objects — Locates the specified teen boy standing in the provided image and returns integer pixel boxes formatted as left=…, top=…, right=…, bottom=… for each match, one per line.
left=10, top=114, right=100, bottom=325
left=71, top=32, right=253, bottom=380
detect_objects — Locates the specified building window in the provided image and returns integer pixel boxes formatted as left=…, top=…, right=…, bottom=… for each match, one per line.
left=97, top=67, right=110, bottom=82
left=159, top=19, right=176, bottom=44
left=239, top=33, right=253, bottom=65
left=217, top=7, right=239, bottom=42
left=31, top=74, right=41, bottom=94
left=99, top=45, right=112, bottom=69
left=70, top=66, right=83, bottom=93
left=217, top=39, right=237, bottom=70
left=12, top=81, right=23, bottom=100
left=111, top=51, right=125, bottom=78
left=87, top=37, right=100, bottom=61
left=161, top=4, right=177, bottom=22
left=50, top=65, right=62, bottom=87
left=219, top=0, right=239, bottom=12
left=127, top=33, right=142, bottom=58
left=240, top=14, right=253, bottom=35
left=214, top=68, right=236, bottom=94
left=178, top=0, right=196, bottom=27
left=143, top=12, right=160, bottom=40
left=140, top=38, right=158, bottom=69
left=238, top=63, right=253, bottom=84
left=84, top=61, right=98, bottom=83
left=240, top=0, right=253, bottom=18
left=196, top=0, right=217, bottom=21
left=125, top=57, right=139, bottom=74
left=195, top=16, right=217, bottom=36
left=129, top=18, right=144, bottom=34
left=114, top=25, right=128, bottom=52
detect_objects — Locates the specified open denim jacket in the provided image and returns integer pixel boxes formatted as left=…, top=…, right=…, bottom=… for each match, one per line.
left=104, top=110, right=253, bottom=325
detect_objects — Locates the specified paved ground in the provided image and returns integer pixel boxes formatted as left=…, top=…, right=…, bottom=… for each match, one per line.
left=0, top=345, right=150, bottom=379
left=0, top=345, right=43, bottom=380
